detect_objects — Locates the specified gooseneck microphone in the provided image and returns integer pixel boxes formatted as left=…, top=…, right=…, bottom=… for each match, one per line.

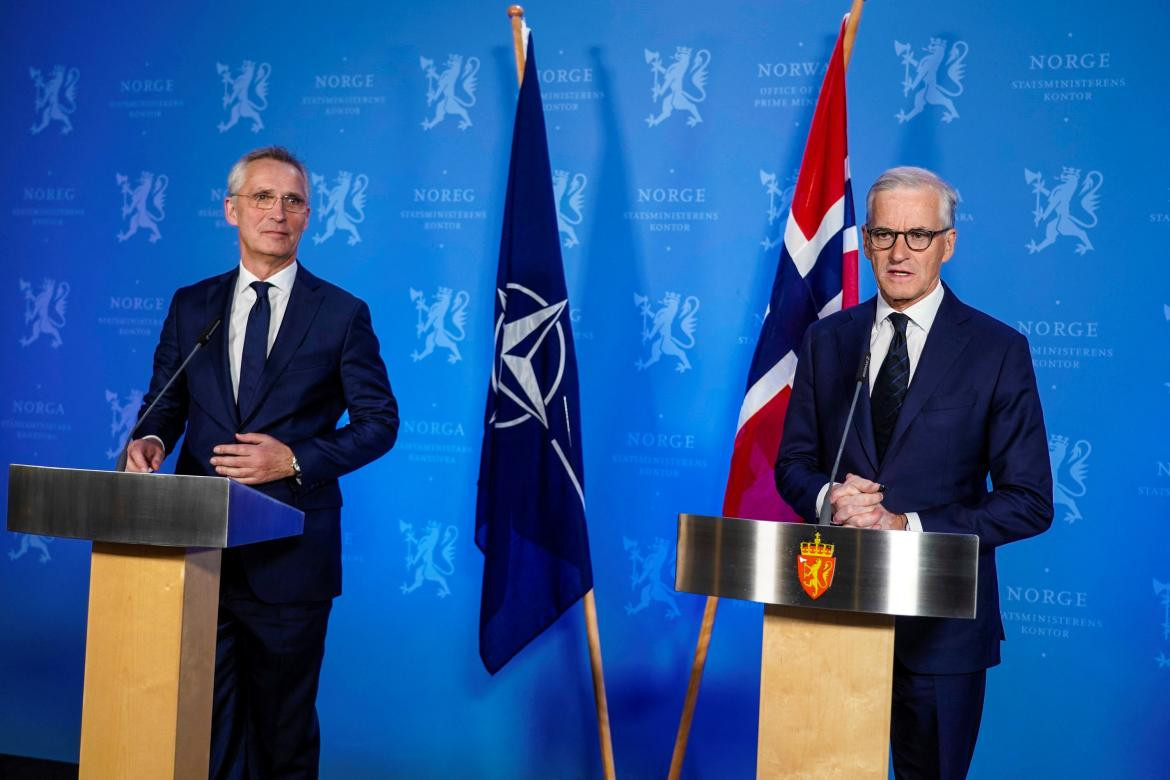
left=818, top=350, right=871, bottom=526
left=115, top=317, right=222, bottom=472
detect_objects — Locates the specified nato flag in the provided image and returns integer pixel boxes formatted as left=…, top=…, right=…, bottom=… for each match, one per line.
left=475, top=32, right=593, bottom=675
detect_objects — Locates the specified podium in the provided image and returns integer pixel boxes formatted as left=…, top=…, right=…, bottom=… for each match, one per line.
left=675, top=514, right=978, bottom=779
left=6, top=464, right=304, bottom=780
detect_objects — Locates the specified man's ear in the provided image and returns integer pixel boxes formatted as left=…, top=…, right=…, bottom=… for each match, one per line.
left=941, top=228, right=956, bottom=263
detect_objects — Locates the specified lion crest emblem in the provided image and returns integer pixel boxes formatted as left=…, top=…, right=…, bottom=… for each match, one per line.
left=553, top=170, right=587, bottom=249
left=20, top=278, right=69, bottom=348
left=116, top=171, right=167, bottom=243
left=1165, top=304, right=1170, bottom=391
left=311, top=171, right=367, bottom=246
left=1154, top=579, right=1170, bottom=644
left=104, top=389, right=144, bottom=459
left=759, top=168, right=798, bottom=250
left=1048, top=434, right=1090, bottom=524
left=420, top=54, right=479, bottom=130
left=1025, top=167, right=1103, bottom=255
left=400, top=520, right=458, bottom=598
left=409, top=287, right=469, bottom=364
left=29, top=66, right=79, bottom=136
left=894, top=38, right=968, bottom=124
left=623, top=537, right=681, bottom=618
left=216, top=60, right=270, bottom=134
left=8, top=534, right=53, bottom=564
left=644, top=46, right=711, bottom=127
left=634, top=291, right=700, bottom=373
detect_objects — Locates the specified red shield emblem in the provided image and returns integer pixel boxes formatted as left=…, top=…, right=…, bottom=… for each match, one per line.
left=796, top=532, right=836, bottom=600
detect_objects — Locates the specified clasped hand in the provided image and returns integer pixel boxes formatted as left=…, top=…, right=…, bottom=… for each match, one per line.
left=828, top=473, right=905, bottom=530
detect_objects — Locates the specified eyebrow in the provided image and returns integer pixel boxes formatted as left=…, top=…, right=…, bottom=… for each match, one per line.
left=249, top=188, right=306, bottom=198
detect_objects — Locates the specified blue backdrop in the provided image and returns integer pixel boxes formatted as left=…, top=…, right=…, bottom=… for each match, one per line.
left=3, top=1, right=1169, bottom=777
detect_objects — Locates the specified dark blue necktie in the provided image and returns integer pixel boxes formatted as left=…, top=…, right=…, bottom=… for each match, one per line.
left=237, top=281, right=272, bottom=417
left=871, top=312, right=910, bottom=462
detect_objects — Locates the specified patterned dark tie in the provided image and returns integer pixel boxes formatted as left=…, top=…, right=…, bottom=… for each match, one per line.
left=237, top=281, right=272, bottom=417
left=871, top=312, right=910, bottom=462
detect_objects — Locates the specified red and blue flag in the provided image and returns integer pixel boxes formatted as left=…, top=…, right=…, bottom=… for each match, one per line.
left=723, top=18, right=859, bottom=522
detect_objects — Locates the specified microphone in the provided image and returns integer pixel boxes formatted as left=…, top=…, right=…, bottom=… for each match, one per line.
left=818, top=349, right=871, bottom=526
left=115, top=317, right=222, bottom=472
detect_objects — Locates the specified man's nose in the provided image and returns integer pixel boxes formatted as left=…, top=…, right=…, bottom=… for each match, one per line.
left=889, top=233, right=913, bottom=260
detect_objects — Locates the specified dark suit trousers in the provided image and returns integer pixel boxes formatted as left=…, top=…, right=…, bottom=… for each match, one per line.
left=891, top=659, right=986, bottom=780
left=210, top=549, right=333, bottom=780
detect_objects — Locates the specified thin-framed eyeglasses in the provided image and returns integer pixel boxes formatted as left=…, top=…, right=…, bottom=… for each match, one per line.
left=233, top=191, right=309, bottom=214
left=865, top=227, right=950, bottom=251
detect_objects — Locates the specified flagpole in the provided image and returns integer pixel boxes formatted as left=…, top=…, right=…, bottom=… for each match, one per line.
left=843, top=0, right=866, bottom=67
left=508, top=5, right=526, bottom=85
left=583, top=590, right=617, bottom=780
left=666, top=6, right=865, bottom=779
left=666, top=595, right=718, bottom=780
left=506, top=8, right=617, bottom=778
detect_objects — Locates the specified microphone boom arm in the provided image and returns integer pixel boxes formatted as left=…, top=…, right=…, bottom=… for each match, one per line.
left=115, top=318, right=221, bottom=472
left=818, top=352, right=871, bottom=525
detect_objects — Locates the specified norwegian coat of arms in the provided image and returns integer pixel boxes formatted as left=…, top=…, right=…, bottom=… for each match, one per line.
left=796, top=531, right=836, bottom=600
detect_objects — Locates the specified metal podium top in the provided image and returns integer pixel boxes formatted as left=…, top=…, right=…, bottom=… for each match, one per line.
left=7, top=464, right=303, bottom=548
left=676, top=513, right=978, bottom=619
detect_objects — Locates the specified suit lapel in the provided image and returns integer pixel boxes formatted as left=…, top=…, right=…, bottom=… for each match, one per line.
left=883, top=286, right=972, bottom=464
left=203, top=270, right=240, bottom=430
left=238, top=265, right=325, bottom=427
left=836, top=298, right=878, bottom=473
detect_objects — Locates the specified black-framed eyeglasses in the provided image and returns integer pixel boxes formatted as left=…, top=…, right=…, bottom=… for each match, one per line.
left=865, top=227, right=950, bottom=251
left=233, top=191, right=308, bottom=214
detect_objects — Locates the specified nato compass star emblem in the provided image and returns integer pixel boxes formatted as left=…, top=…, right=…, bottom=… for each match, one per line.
left=490, top=282, right=567, bottom=430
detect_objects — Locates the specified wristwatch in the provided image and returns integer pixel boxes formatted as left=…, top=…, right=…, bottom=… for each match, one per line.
left=290, top=453, right=302, bottom=483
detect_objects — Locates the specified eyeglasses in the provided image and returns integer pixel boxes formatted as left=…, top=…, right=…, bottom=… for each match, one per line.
left=234, top=191, right=308, bottom=214
left=865, top=227, right=950, bottom=251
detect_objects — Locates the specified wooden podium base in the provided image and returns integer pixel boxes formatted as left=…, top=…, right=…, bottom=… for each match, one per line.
left=757, top=605, right=894, bottom=779
left=79, top=544, right=221, bottom=780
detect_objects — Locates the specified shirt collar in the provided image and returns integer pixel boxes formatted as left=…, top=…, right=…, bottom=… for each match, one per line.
left=236, top=260, right=298, bottom=297
left=875, top=281, right=945, bottom=334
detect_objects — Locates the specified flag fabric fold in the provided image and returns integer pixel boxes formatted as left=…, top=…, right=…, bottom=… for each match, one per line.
left=722, top=17, right=860, bottom=522
left=476, top=32, right=593, bottom=675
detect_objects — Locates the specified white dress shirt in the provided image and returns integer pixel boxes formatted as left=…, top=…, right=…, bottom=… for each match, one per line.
left=868, top=282, right=944, bottom=394
left=818, top=283, right=946, bottom=531
left=229, top=261, right=298, bottom=399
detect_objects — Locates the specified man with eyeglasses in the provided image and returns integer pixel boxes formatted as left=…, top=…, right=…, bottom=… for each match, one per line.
left=776, top=166, right=1052, bottom=779
left=124, top=146, right=398, bottom=778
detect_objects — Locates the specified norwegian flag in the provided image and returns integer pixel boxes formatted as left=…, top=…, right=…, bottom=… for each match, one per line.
left=722, top=18, right=859, bottom=522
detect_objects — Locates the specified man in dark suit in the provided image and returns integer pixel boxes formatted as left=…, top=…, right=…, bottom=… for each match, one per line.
left=775, top=166, right=1052, bottom=779
left=124, top=146, right=398, bottom=779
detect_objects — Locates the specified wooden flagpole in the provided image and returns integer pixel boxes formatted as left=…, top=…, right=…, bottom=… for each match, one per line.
left=843, top=0, right=866, bottom=68
left=506, top=7, right=617, bottom=778
left=667, top=595, right=718, bottom=780
left=583, top=590, right=617, bottom=780
left=508, top=5, right=526, bottom=85
left=666, top=4, right=866, bottom=778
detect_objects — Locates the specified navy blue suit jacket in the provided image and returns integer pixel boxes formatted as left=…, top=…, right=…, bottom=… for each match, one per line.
left=776, top=285, right=1052, bottom=674
left=138, top=265, right=398, bottom=603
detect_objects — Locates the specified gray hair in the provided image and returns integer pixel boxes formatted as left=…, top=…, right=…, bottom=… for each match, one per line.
left=865, top=166, right=958, bottom=229
left=226, top=146, right=309, bottom=196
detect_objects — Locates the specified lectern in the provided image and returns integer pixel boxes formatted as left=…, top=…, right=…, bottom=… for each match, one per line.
left=7, top=464, right=304, bottom=780
left=675, top=514, right=978, bottom=779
